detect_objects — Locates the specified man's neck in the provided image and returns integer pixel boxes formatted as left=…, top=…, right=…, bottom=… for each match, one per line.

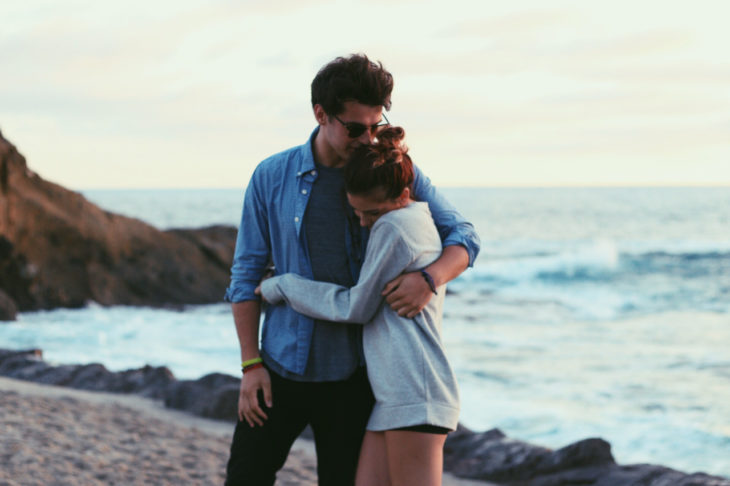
left=312, top=131, right=345, bottom=168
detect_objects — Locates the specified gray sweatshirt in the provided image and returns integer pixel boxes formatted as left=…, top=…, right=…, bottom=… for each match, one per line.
left=261, top=202, right=460, bottom=431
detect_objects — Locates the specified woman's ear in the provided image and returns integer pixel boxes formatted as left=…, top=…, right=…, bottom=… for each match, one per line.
left=398, top=187, right=411, bottom=205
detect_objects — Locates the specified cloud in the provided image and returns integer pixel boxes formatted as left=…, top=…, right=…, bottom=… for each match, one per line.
left=2, top=0, right=729, bottom=188
left=437, top=8, right=577, bottom=40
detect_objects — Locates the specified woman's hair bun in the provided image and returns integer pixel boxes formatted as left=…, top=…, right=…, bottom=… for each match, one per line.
left=372, top=126, right=407, bottom=167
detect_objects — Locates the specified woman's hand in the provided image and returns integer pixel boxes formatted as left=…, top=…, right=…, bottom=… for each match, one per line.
left=254, top=269, right=275, bottom=302
left=254, top=284, right=266, bottom=302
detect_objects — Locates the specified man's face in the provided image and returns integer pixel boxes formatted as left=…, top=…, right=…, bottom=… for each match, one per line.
left=318, top=101, right=385, bottom=163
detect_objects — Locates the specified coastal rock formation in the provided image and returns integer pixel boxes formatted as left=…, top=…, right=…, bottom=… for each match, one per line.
left=164, top=372, right=240, bottom=421
left=0, top=348, right=175, bottom=398
left=0, top=348, right=239, bottom=420
left=0, top=130, right=237, bottom=319
left=444, top=425, right=730, bottom=485
left=0, top=288, right=17, bottom=320
left=2, top=348, right=728, bottom=486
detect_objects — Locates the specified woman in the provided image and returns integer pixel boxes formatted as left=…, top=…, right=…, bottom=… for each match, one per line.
left=258, top=126, right=459, bottom=486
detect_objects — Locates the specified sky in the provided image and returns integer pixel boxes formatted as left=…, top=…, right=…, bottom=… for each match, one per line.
left=1, top=0, right=728, bottom=189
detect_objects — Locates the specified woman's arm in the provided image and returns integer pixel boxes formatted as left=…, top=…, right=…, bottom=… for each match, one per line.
left=261, top=220, right=414, bottom=324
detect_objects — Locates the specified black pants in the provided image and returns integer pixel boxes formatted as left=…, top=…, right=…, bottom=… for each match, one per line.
left=225, top=367, right=374, bottom=486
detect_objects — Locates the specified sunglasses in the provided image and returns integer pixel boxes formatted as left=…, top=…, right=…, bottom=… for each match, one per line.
left=332, top=112, right=390, bottom=138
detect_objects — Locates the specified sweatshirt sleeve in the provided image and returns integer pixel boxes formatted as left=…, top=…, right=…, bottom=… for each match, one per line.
left=261, top=219, right=414, bottom=324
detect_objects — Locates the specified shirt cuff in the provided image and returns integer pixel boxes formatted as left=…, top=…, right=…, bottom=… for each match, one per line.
left=223, top=283, right=259, bottom=303
left=443, top=235, right=480, bottom=268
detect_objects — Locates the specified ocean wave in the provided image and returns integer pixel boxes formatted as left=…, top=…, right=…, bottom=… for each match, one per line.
left=448, top=241, right=730, bottom=321
left=461, top=241, right=730, bottom=286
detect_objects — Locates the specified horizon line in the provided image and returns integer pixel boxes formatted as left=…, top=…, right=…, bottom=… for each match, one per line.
left=75, top=183, right=730, bottom=191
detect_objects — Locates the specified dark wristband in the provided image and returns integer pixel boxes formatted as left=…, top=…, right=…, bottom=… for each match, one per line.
left=420, top=269, right=438, bottom=295
left=242, top=362, right=264, bottom=374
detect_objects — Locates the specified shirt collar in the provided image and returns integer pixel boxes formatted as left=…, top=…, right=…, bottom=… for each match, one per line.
left=296, top=126, right=319, bottom=177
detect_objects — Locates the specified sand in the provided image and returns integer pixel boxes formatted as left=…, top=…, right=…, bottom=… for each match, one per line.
left=0, top=377, right=488, bottom=486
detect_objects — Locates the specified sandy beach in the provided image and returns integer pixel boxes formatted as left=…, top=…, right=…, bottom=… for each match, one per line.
left=0, top=377, right=488, bottom=486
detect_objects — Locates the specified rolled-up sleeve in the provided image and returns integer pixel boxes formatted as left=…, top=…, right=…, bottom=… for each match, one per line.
left=412, top=166, right=481, bottom=267
left=224, top=167, right=271, bottom=302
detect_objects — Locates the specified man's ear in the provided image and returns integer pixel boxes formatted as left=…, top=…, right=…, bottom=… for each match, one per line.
left=313, top=104, right=328, bottom=126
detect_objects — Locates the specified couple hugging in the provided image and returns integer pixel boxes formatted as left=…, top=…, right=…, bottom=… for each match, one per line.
left=224, top=53, right=480, bottom=486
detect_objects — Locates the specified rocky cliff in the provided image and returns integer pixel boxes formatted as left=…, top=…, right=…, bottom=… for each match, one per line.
left=0, top=130, right=236, bottom=320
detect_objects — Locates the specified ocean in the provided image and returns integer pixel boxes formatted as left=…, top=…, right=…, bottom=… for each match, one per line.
left=3, top=187, right=729, bottom=477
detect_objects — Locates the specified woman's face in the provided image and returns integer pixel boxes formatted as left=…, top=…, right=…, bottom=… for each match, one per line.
left=347, top=187, right=410, bottom=228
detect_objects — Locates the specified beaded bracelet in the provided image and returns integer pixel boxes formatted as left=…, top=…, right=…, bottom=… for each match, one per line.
left=420, top=269, right=438, bottom=295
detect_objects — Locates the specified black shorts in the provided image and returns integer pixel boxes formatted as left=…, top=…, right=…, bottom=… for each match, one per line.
left=393, top=424, right=451, bottom=435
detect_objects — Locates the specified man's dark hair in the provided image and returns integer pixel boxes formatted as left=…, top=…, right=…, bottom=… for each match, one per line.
left=311, top=54, right=394, bottom=116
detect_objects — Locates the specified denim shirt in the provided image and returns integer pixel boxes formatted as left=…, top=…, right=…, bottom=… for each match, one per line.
left=224, top=127, right=481, bottom=376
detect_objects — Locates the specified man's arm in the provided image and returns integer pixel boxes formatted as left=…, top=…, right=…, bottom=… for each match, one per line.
left=383, top=245, right=469, bottom=317
left=233, top=300, right=272, bottom=427
left=226, top=165, right=274, bottom=427
left=384, top=166, right=480, bottom=317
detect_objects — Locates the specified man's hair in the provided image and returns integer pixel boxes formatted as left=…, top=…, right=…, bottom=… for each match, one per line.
left=344, top=126, right=413, bottom=201
left=311, top=54, right=394, bottom=115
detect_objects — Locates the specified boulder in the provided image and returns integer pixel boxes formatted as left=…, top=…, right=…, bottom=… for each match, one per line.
left=445, top=425, right=615, bottom=482
left=444, top=424, right=730, bottom=485
left=0, top=348, right=175, bottom=398
left=0, top=130, right=237, bottom=312
left=0, top=288, right=17, bottom=320
left=164, top=372, right=240, bottom=421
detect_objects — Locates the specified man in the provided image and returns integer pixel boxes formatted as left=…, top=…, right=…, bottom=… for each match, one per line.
left=224, top=54, right=480, bottom=486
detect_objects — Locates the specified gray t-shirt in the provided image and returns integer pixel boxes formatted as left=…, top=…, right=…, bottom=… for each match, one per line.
left=266, top=162, right=363, bottom=382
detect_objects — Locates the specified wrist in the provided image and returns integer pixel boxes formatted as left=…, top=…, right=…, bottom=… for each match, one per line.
left=419, top=268, right=438, bottom=295
left=242, top=356, right=264, bottom=374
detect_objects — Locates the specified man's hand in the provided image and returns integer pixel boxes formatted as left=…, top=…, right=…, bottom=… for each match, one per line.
left=238, top=367, right=273, bottom=427
left=382, top=271, right=433, bottom=318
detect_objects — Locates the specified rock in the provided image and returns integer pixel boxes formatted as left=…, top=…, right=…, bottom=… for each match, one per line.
left=0, top=288, right=17, bottom=320
left=0, top=235, right=33, bottom=320
left=0, top=348, right=175, bottom=398
left=164, top=372, right=240, bottom=421
left=581, top=465, right=730, bottom=486
left=445, top=429, right=614, bottom=482
left=444, top=426, right=730, bottom=485
left=0, top=131, right=237, bottom=311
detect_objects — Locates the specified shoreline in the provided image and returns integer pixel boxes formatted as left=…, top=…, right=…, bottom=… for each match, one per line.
left=1, top=348, right=728, bottom=485
left=0, top=376, right=487, bottom=486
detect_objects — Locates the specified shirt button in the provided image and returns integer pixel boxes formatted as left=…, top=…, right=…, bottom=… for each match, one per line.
left=301, top=189, right=307, bottom=195
left=311, top=170, right=317, bottom=176
left=294, top=217, right=300, bottom=223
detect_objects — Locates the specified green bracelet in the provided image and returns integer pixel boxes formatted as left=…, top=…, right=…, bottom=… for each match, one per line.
left=241, top=357, right=263, bottom=368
